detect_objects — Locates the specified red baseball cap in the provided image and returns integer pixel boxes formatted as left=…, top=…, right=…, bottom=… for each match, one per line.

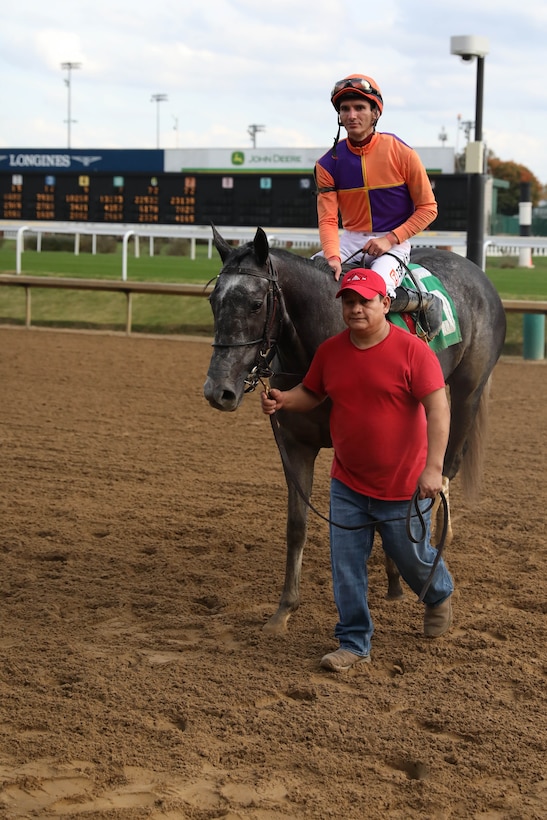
left=336, top=268, right=387, bottom=299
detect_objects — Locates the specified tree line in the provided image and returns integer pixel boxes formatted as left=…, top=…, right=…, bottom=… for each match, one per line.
left=456, top=151, right=544, bottom=214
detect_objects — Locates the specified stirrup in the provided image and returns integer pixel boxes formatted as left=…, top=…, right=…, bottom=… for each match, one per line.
left=390, top=287, right=443, bottom=341
left=417, top=293, right=443, bottom=341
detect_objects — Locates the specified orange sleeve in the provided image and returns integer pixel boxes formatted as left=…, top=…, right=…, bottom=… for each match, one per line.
left=391, top=149, right=437, bottom=241
left=315, top=162, right=341, bottom=260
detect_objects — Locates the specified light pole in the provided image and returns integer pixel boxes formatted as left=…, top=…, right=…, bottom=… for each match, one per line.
left=450, top=35, right=489, bottom=269
left=151, top=94, right=168, bottom=148
left=248, top=124, right=265, bottom=148
left=61, top=62, right=81, bottom=148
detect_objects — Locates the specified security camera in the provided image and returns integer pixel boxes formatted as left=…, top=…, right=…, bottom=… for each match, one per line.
left=450, top=35, right=489, bottom=60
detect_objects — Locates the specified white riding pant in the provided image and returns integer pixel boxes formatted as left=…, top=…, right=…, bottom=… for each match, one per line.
left=316, top=230, right=411, bottom=298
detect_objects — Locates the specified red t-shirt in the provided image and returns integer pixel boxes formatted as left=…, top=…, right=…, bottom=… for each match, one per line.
left=302, top=324, right=446, bottom=500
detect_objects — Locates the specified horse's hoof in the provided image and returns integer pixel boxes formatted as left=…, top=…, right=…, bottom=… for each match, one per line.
left=385, top=587, right=404, bottom=601
left=263, top=612, right=290, bottom=634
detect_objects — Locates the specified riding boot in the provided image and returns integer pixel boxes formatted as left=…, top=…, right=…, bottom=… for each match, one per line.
left=389, top=287, right=443, bottom=341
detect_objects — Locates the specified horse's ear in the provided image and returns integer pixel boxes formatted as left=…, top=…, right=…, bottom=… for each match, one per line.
left=211, top=223, right=233, bottom=263
left=253, top=227, right=270, bottom=266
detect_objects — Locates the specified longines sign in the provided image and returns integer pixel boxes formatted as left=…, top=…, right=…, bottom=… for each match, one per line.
left=0, top=150, right=164, bottom=173
left=3, top=153, right=96, bottom=169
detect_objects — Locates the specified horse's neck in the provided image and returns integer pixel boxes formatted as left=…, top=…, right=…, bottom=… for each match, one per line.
left=275, top=289, right=310, bottom=375
left=276, top=255, right=342, bottom=367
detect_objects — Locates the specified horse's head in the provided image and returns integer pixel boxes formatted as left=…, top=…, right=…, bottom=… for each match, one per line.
left=204, top=226, right=280, bottom=412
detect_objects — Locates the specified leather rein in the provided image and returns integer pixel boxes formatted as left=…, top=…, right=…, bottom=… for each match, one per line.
left=211, top=255, right=447, bottom=601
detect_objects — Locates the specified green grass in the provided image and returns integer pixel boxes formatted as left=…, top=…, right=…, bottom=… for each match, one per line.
left=0, top=240, right=545, bottom=350
left=0, top=239, right=219, bottom=282
left=483, top=257, right=546, bottom=355
left=485, top=260, right=547, bottom=300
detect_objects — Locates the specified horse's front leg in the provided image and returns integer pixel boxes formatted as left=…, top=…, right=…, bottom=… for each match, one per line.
left=384, top=555, right=404, bottom=600
left=263, top=442, right=318, bottom=634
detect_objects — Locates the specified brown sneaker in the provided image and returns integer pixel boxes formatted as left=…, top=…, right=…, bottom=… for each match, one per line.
left=320, top=648, right=371, bottom=672
left=424, top=596, right=453, bottom=638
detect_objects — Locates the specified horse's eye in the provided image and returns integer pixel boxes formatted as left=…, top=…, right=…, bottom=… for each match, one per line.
left=250, top=301, right=263, bottom=313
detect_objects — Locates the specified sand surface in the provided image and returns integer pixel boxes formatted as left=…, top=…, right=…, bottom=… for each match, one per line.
left=0, top=328, right=546, bottom=819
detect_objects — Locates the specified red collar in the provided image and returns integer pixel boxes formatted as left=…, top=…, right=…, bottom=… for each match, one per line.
left=348, top=132, right=375, bottom=148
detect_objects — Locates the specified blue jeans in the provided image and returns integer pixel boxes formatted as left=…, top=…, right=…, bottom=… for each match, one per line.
left=329, top=478, right=454, bottom=656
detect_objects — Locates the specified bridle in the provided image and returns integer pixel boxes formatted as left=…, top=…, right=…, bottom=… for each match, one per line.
left=211, top=256, right=283, bottom=393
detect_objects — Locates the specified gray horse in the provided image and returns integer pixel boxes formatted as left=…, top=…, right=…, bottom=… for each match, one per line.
left=204, top=227, right=506, bottom=633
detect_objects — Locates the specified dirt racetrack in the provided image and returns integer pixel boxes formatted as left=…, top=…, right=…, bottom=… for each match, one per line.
left=0, top=327, right=546, bottom=820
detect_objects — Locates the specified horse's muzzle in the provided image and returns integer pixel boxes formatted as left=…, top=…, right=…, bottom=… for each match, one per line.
left=203, top=378, right=241, bottom=412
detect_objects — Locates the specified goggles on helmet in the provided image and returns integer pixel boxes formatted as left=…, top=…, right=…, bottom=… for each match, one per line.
left=331, top=77, right=383, bottom=103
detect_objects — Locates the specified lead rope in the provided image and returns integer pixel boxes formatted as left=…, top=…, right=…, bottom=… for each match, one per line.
left=407, top=487, right=449, bottom=601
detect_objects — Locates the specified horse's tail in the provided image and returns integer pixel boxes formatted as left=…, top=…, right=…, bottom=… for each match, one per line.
left=460, top=375, right=491, bottom=502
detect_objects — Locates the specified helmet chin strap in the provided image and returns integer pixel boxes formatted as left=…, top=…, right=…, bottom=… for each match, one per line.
left=331, top=119, right=342, bottom=158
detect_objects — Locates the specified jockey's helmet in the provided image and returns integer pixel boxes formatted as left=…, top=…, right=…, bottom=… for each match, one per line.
left=331, top=74, right=383, bottom=114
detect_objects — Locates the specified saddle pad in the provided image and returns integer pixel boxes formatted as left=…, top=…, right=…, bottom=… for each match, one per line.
left=388, top=264, right=462, bottom=352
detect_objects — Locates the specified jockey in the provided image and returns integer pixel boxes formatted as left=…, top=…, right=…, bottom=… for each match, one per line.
left=313, top=73, right=443, bottom=340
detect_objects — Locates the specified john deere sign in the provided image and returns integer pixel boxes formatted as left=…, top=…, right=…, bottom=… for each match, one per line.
left=165, top=147, right=324, bottom=173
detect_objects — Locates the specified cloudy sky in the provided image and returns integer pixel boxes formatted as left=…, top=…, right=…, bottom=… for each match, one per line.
left=2, top=0, right=547, bottom=183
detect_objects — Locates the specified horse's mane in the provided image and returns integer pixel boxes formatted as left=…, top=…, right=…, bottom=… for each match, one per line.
left=270, top=248, right=359, bottom=277
left=222, top=241, right=333, bottom=280
left=270, top=247, right=333, bottom=275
